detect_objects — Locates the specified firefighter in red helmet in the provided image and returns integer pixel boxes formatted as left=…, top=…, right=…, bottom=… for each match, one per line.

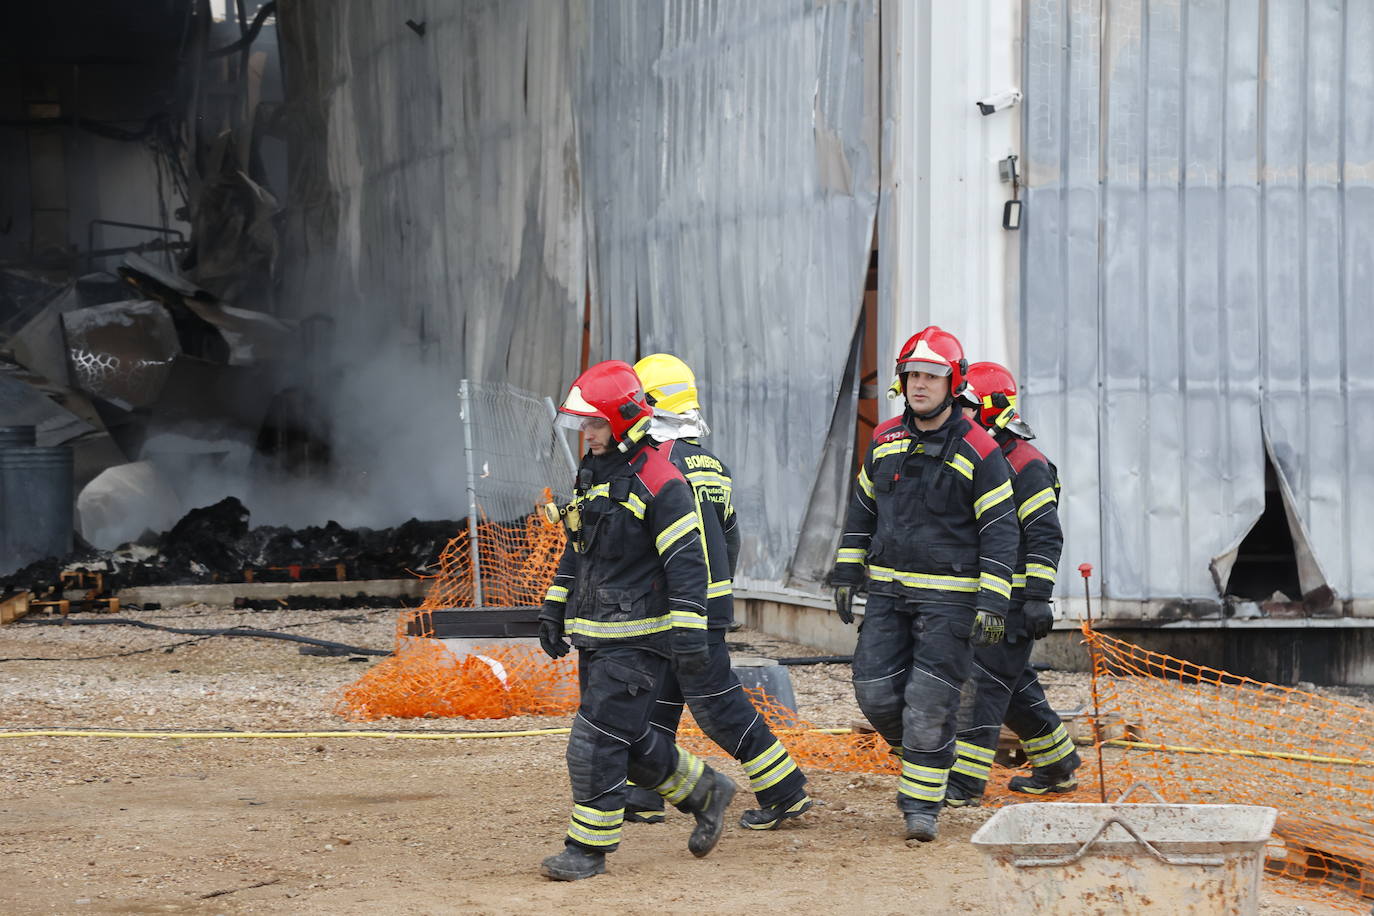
left=830, top=327, right=1020, bottom=842
left=945, top=361, right=1080, bottom=805
left=618, top=353, right=812, bottom=831
left=536, top=360, right=737, bottom=880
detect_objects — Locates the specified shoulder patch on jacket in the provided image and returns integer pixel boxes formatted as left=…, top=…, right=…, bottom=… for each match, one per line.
left=961, top=421, right=999, bottom=459
left=1005, top=439, right=1048, bottom=475
left=632, top=444, right=687, bottom=496
left=873, top=416, right=908, bottom=443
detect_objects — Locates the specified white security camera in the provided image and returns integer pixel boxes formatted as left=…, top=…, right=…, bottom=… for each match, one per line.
left=976, top=89, right=1022, bottom=116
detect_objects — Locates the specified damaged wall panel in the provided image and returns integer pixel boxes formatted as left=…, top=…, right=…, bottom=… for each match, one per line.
left=1021, top=0, right=1373, bottom=611
left=277, top=0, right=585, bottom=398
left=575, top=0, right=880, bottom=581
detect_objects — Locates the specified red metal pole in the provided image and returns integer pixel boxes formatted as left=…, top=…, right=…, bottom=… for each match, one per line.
left=1079, top=562, right=1107, bottom=804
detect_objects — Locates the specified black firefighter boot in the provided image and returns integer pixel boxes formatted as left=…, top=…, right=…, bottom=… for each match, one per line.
left=903, top=807, right=940, bottom=843
left=678, top=766, right=738, bottom=857
left=540, top=844, right=607, bottom=881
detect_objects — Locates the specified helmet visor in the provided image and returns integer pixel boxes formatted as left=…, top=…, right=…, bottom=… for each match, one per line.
left=897, top=359, right=952, bottom=378
left=555, top=412, right=605, bottom=433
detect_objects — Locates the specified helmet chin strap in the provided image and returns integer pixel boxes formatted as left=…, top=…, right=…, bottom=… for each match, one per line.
left=912, top=393, right=954, bottom=422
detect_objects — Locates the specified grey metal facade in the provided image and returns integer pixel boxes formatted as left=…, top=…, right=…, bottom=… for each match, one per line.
left=1021, top=0, right=1374, bottom=609
left=575, top=0, right=879, bottom=580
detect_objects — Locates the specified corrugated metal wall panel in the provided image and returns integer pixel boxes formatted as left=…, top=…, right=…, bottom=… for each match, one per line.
left=280, top=0, right=586, bottom=397
left=1022, top=0, right=1372, bottom=608
left=576, top=0, right=879, bottom=581
left=1343, top=1, right=1374, bottom=600
left=1022, top=0, right=1107, bottom=602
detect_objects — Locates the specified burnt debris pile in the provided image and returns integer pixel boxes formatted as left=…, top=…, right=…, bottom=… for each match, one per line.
left=1, top=496, right=460, bottom=596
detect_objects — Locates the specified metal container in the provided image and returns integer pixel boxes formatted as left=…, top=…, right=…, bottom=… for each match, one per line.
left=731, top=656, right=800, bottom=723
left=0, top=445, right=74, bottom=575
left=970, top=799, right=1277, bottom=916
left=0, top=426, right=36, bottom=449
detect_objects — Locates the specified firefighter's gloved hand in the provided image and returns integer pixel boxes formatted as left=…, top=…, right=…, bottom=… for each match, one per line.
left=833, top=586, right=856, bottom=625
left=672, top=630, right=711, bottom=677
left=538, top=614, right=571, bottom=659
left=971, top=609, right=1006, bottom=647
left=1022, top=600, right=1054, bottom=640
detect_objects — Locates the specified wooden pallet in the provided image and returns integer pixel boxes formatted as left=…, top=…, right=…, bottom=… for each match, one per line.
left=0, top=591, right=31, bottom=625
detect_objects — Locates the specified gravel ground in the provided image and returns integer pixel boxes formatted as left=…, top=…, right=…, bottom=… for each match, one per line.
left=0, top=606, right=1355, bottom=914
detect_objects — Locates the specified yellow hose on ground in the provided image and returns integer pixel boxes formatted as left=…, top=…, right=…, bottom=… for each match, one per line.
left=0, top=728, right=572, bottom=740
left=1104, top=738, right=1374, bottom=768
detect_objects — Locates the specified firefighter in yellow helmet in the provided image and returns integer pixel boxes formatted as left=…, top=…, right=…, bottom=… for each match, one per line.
left=624, top=353, right=813, bottom=831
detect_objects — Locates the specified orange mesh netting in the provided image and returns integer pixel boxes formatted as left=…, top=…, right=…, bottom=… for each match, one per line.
left=335, top=506, right=577, bottom=720
left=1080, top=623, right=1374, bottom=909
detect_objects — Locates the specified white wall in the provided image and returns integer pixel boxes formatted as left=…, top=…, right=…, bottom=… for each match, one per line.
left=878, top=0, right=1022, bottom=415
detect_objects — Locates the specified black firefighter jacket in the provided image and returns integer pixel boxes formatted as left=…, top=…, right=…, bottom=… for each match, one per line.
left=656, top=437, right=740, bottom=629
left=833, top=407, right=1021, bottom=614
left=542, top=441, right=709, bottom=653
left=998, top=434, right=1064, bottom=602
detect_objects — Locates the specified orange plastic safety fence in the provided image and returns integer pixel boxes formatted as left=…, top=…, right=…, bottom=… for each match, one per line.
left=1082, top=624, right=1374, bottom=911
left=677, top=687, right=899, bottom=775
left=335, top=506, right=573, bottom=721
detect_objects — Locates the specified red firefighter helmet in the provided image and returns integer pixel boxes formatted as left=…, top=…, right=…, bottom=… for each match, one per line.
left=888, top=326, right=969, bottom=399
left=557, top=360, right=653, bottom=451
left=963, top=360, right=1036, bottom=438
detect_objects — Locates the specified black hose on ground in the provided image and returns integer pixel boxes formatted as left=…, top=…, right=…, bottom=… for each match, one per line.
left=774, top=655, right=853, bottom=666
left=18, top=617, right=390, bottom=657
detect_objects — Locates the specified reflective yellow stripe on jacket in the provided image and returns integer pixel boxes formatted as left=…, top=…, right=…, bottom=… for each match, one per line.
left=565, top=614, right=673, bottom=639
left=1017, top=486, right=1056, bottom=521
left=655, top=512, right=700, bottom=554
left=974, top=480, right=1013, bottom=519
left=869, top=565, right=979, bottom=593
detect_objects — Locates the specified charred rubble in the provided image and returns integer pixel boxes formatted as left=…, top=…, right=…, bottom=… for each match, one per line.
left=1, top=496, right=460, bottom=597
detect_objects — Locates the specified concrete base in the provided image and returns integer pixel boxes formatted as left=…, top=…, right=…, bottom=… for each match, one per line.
left=735, top=581, right=1374, bottom=687
left=734, top=580, right=861, bottom=655
left=1036, top=625, right=1374, bottom=687
left=116, top=578, right=429, bottom=608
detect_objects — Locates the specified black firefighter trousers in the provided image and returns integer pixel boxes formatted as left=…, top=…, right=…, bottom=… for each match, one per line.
left=851, top=593, right=975, bottom=815
left=625, top=628, right=807, bottom=816
left=563, top=645, right=715, bottom=854
left=947, top=602, right=1080, bottom=799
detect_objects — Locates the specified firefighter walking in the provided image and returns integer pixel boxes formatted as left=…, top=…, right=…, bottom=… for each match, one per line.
left=945, top=361, right=1081, bottom=805
left=829, top=327, right=1020, bottom=842
left=619, top=353, right=812, bottom=831
left=536, top=360, right=737, bottom=881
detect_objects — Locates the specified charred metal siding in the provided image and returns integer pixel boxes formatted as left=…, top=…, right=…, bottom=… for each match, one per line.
left=279, top=0, right=879, bottom=580
left=278, top=0, right=587, bottom=398
left=1021, top=0, right=1374, bottom=610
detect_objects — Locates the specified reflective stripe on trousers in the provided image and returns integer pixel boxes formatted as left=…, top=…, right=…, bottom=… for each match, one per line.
left=851, top=593, right=977, bottom=814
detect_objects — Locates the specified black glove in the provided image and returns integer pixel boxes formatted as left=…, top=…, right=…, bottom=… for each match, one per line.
left=971, top=609, right=1006, bottom=647
left=538, top=615, right=570, bottom=659
left=833, top=585, right=856, bottom=625
left=1022, top=599, right=1054, bottom=640
left=671, top=629, right=711, bottom=677
left=826, top=563, right=864, bottom=588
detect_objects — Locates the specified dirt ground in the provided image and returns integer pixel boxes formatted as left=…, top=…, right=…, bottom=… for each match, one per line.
left=0, top=607, right=1350, bottom=915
